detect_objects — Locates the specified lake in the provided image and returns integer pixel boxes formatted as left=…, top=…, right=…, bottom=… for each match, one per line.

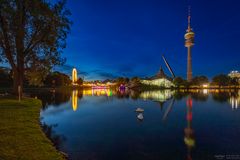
left=29, top=89, right=240, bottom=160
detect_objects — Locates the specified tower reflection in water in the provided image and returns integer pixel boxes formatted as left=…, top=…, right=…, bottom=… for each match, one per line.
left=184, top=96, right=195, bottom=160
left=72, top=90, right=78, bottom=111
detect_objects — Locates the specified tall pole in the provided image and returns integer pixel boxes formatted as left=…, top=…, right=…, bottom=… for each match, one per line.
left=187, top=47, right=192, bottom=81
left=185, top=6, right=195, bottom=82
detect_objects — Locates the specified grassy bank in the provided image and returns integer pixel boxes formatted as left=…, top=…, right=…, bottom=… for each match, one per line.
left=0, top=98, right=64, bottom=160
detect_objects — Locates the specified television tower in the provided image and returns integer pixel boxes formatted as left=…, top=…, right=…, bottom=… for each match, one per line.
left=184, top=6, right=195, bottom=82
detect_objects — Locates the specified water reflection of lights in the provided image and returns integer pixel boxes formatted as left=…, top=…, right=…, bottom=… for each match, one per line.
left=83, top=88, right=113, bottom=97
left=229, top=97, right=239, bottom=109
left=72, top=90, right=78, bottom=111
left=139, top=90, right=173, bottom=102
left=184, top=96, right=195, bottom=160
left=203, top=89, right=208, bottom=94
left=228, top=90, right=240, bottom=109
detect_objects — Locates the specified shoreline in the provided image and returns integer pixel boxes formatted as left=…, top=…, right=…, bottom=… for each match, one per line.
left=0, top=85, right=239, bottom=91
left=0, top=98, right=66, bottom=160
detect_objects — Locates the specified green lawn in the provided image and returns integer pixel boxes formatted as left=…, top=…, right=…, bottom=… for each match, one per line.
left=0, top=98, right=64, bottom=160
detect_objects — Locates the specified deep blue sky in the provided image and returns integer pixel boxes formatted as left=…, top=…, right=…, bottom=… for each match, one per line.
left=60, top=0, right=240, bottom=80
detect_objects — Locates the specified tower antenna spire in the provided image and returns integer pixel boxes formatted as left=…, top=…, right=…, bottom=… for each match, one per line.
left=184, top=4, right=195, bottom=82
left=188, top=5, right=191, bottom=31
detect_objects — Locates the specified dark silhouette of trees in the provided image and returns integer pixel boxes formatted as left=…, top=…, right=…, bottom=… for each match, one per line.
left=128, top=77, right=141, bottom=88
left=44, top=72, right=71, bottom=87
left=173, top=77, right=188, bottom=87
left=0, top=67, right=12, bottom=87
left=212, top=74, right=230, bottom=87
left=229, top=77, right=239, bottom=86
left=0, top=0, right=71, bottom=96
left=115, top=77, right=129, bottom=86
left=191, top=76, right=209, bottom=86
left=76, top=78, right=83, bottom=86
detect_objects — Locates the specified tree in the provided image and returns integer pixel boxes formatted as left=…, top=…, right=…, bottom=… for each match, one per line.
left=229, top=77, right=239, bottom=86
left=115, top=77, right=129, bottom=86
left=212, top=74, right=230, bottom=86
left=130, top=77, right=140, bottom=82
left=173, top=77, right=187, bottom=87
left=128, top=76, right=141, bottom=88
left=191, top=76, right=209, bottom=86
left=44, top=71, right=71, bottom=87
left=0, top=67, right=12, bottom=87
left=76, top=77, right=83, bottom=86
left=0, top=0, right=71, bottom=96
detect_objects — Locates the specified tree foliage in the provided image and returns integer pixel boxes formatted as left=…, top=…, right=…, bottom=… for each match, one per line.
left=115, top=77, right=129, bottom=86
left=44, top=71, right=71, bottom=87
left=76, top=77, right=83, bottom=86
left=212, top=74, right=230, bottom=86
left=0, top=0, right=71, bottom=94
left=191, top=76, right=209, bottom=86
left=0, top=67, right=12, bottom=87
left=173, top=77, right=188, bottom=87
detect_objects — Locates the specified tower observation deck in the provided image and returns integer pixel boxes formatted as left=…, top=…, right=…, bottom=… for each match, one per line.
left=184, top=7, right=195, bottom=82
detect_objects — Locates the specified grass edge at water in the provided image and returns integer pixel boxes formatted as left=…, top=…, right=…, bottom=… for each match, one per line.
left=0, top=97, right=65, bottom=160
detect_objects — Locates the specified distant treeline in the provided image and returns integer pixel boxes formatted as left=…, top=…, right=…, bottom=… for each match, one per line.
left=0, top=68, right=82, bottom=88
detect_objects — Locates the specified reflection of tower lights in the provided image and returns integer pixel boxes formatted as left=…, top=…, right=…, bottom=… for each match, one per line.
left=184, top=96, right=195, bottom=160
left=72, top=90, right=78, bottom=111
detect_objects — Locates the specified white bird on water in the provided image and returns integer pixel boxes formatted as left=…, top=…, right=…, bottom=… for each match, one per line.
left=137, top=113, right=144, bottom=121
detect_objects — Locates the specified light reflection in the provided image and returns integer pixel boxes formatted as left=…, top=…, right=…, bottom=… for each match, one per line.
left=203, top=89, right=208, bottom=95
left=184, top=96, right=195, bottom=160
left=162, top=98, right=175, bottom=121
left=139, top=90, right=174, bottom=102
left=72, top=90, right=78, bottom=111
left=82, top=88, right=113, bottom=97
left=229, top=90, right=240, bottom=109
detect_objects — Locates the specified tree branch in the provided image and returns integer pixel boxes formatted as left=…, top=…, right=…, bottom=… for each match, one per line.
left=24, top=29, right=49, bottom=55
left=23, top=25, right=42, bottom=55
left=0, top=14, right=16, bottom=70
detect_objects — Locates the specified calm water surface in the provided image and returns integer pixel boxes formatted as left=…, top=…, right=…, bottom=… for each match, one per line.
left=30, top=89, right=240, bottom=160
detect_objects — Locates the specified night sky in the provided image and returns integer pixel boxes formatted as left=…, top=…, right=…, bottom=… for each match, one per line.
left=59, top=0, right=240, bottom=80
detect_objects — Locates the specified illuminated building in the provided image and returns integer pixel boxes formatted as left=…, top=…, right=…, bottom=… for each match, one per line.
left=141, top=67, right=174, bottom=88
left=72, top=68, right=78, bottom=84
left=184, top=7, right=195, bottom=82
left=228, top=71, right=240, bottom=81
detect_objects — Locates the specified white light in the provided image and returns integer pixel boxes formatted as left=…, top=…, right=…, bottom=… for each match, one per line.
left=202, top=84, right=209, bottom=88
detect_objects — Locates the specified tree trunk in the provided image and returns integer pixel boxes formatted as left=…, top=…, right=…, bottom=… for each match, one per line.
left=13, top=1, right=25, bottom=98
left=13, top=69, right=23, bottom=97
